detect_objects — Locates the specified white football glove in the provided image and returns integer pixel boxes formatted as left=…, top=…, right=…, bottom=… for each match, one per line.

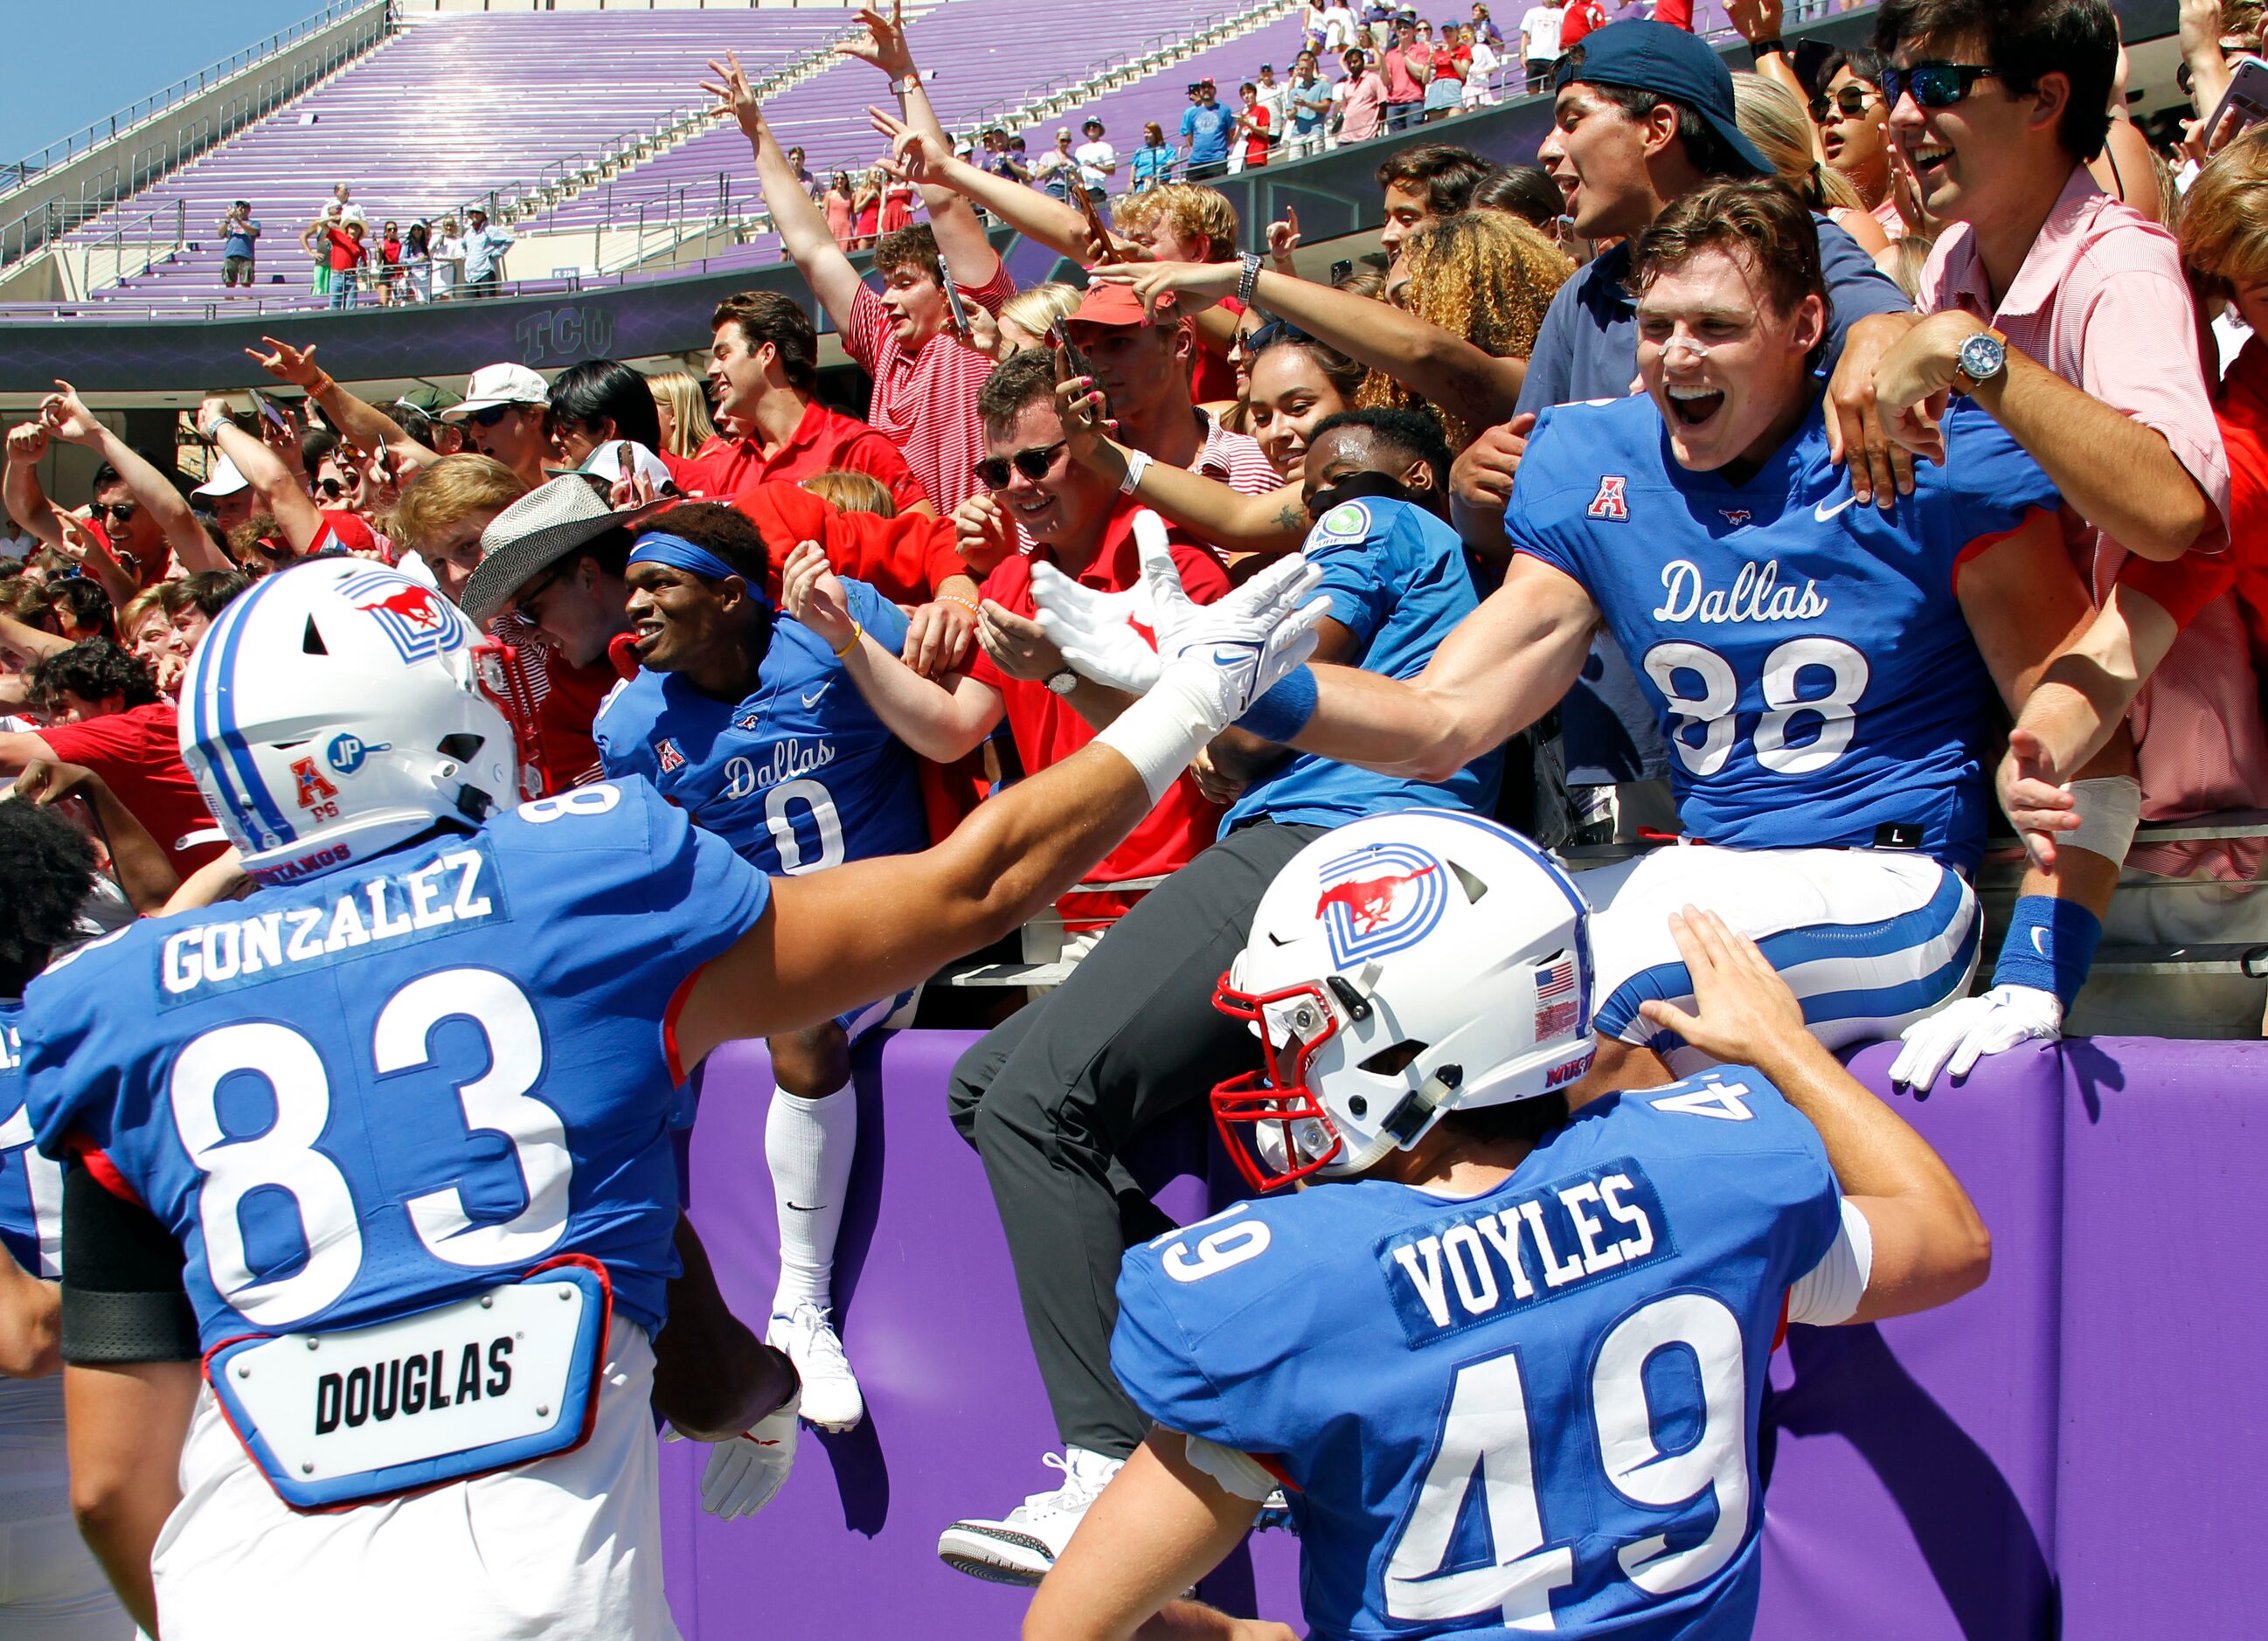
left=1034, top=510, right=1328, bottom=720
left=1888, top=984, right=2063, bottom=1094
left=668, top=1393, right=800, bottom=1520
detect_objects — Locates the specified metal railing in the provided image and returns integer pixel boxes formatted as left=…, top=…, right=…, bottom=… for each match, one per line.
left=0, top=0, right=389, bottom=196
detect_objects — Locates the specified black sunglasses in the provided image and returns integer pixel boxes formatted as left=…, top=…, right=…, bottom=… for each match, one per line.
left=465, top=403, right=519, bottom=429
left=1810, top=86, right=1877, bottom=123
left=1879, top=61, right=2001, bottom=110
left=87, top=500, right=137, bottom=524
left=1245, top=317, right=1314, bottom=354
left=973, top=440, right=1068, bottom=490
left=315, top=477, right=349, bottom=500
left=511, top=559, right=572, bottom=622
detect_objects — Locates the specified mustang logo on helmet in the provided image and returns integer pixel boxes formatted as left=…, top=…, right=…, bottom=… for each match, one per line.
left=1313, top=843, right=1445, bottom=967
left=343, top=570, right=466, bottom=667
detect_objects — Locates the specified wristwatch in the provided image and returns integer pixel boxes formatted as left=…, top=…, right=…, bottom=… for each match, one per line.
left=1045, top=667, right=1080, bottom=696
left=1746, top=36, right=1785, bottom=64
left=1951, top=327, right=2008, bottom=396
left=1237, top=251, right=1264, bottom=307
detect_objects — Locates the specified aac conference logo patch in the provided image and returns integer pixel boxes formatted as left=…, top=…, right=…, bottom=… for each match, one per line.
left=1311, top=841, right=1446, bottom=968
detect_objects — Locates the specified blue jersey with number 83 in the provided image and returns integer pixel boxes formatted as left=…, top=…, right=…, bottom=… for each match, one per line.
left=21, top=780, right=771, bottom=1348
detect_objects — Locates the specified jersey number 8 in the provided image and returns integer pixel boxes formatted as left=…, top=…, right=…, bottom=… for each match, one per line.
left=1383, top=1291, right=1749, bottom=1627
left=169, top=968, right=571, bottom=1328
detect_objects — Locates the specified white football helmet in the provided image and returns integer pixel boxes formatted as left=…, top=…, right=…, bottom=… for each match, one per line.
left=178, top=558, right=526, bottom=884
left=1212, top=809, right=1597, bottom=1192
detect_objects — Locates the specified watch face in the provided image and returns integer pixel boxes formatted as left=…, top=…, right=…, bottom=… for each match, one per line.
left=1959, top=333, right=2005, bottom=383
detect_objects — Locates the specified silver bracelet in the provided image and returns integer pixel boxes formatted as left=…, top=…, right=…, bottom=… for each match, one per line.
left=1237, top=251, right=1263, bottom=308
left=1118, top=447, right=1154, bottom=495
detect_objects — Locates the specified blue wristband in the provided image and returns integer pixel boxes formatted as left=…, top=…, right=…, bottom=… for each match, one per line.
left=1990, top=895, right=2103, bottom=1011
left=1234, top=663, right=1318, bottom=744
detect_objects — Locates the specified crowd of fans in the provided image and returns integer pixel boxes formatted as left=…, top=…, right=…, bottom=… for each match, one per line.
left=8, top=0, right=2268, bottom=1626
left=206, top=180, right=519, bottom=306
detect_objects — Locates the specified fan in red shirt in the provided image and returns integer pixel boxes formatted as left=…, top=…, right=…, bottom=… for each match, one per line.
left=0, top=639, right=226, bottom=878
left=711, top=41, right=1018, bottom=516
left=1560, top=0, right=1607, bottom=49
left=779, top=351, right=1231, bottom=936
left=686, top=291, right=933, bottom=518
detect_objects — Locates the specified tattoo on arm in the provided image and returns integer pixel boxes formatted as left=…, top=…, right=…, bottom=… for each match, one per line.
left=1273, top=502, right=1309, bottom=531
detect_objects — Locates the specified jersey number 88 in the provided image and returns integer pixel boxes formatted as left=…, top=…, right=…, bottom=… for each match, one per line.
left=1643, top=637, right=1870, bottom=778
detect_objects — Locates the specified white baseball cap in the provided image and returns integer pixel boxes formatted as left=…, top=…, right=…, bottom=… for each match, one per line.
left=443, top=363, right=550, bottom=422
left=191, top=454, right=250, bottom=499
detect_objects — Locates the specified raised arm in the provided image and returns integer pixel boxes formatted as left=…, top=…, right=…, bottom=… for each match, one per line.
left=674, top=552, right=1329, bottom=1064
left=10, top=758, right=182, bottom=912
left=706, top=52, right=866, bottom=333
left=1290, top=553, right=1594, bottom=779
left=3, top=423, right=63, bottom=551
left=780, top=540, right=1005, bottom=760
left=872, top=107, right=1109, bottom=265
left=41, top=383, right=228, bottom=575
left=1640, top=910, right=1991, bottom=1325
left=243, top=337, right=438, bottom=470
left=1093, top=260, right=1527, bottom=426
left=1054, top=375, right=1312, bottom=555
left=839, top=5, right=1002, bottom=284
left=198, top=398, right=325, bottom=555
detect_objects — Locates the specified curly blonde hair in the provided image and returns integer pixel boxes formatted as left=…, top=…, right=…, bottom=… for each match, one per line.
left=1110, top=183, right=1239, bottom=260
left=1356, top=211, right=1573, bottom=450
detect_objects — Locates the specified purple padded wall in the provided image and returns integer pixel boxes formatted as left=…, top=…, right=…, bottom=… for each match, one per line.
left=664, top=1032, right=2268, bottom=1638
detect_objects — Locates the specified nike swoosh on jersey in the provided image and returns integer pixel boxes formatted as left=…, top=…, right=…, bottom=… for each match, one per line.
left=1814, top=495, right=1857, bottom=523
left=801, top=684, right=830, bottom=708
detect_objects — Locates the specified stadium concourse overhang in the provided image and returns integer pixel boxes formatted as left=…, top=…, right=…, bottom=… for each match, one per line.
left=0, top=0, right=2193, bottom=415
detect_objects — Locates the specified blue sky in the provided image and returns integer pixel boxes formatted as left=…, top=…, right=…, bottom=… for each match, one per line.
left=0, top=0, right=324, bottom=166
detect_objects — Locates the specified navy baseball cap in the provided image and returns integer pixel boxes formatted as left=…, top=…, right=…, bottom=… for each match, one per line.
left=1555, top=20, right=1770, bottom=178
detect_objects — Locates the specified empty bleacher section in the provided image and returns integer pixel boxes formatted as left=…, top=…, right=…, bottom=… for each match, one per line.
left=51, top=7, right=864, bottom=306
left=524, top=0, right=1298, bottom=278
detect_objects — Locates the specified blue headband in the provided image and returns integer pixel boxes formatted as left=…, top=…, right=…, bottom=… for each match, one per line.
left=628, top=532, right=739, bottom=582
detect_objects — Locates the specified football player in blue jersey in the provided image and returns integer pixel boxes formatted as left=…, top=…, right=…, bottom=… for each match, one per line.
left=1026, top=809, right=1991, bottom=1640
left=0, top=798, right=144, bottom=1637
left=1043, top=178, right=2138, bottom=1097
left=17, top=550, right=1325, bottom=1638
left=593, top=502, right=932, bottom=1435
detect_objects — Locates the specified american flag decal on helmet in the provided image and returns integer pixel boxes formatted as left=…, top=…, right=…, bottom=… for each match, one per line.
left=1535, top=957, right=1579, bottom=1040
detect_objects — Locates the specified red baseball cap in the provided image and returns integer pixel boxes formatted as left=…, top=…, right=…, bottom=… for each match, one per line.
left=1069, top=280, right=1176, bottom=329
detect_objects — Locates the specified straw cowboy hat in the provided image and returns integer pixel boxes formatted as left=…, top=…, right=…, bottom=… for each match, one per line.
left=460, top=474, right=669, bottom=626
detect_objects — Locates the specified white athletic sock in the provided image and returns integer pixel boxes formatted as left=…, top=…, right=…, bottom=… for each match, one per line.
left=766, top=1086, right=857, bottom=1316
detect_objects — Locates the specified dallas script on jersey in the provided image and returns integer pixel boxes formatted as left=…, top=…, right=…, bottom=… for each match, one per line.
left=156, top=843, right=501, bottom=1002
left=1652, top=559, right=1829, bottom=625
left=1378, top=1159, right=1671, bottom=1346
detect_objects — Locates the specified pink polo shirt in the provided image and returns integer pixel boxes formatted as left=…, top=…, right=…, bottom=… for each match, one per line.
left=1918, top=166, right=2266, bottom=857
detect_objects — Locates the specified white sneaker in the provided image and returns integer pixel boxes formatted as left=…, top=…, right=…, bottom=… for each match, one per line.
left=937, top=1447, right=1125, bottom=1585
left=766, top=1302, right=864, bottom=1432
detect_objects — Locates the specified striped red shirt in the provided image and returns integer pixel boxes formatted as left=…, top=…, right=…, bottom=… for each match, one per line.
left=845, top=258, right=1016, bottom=515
